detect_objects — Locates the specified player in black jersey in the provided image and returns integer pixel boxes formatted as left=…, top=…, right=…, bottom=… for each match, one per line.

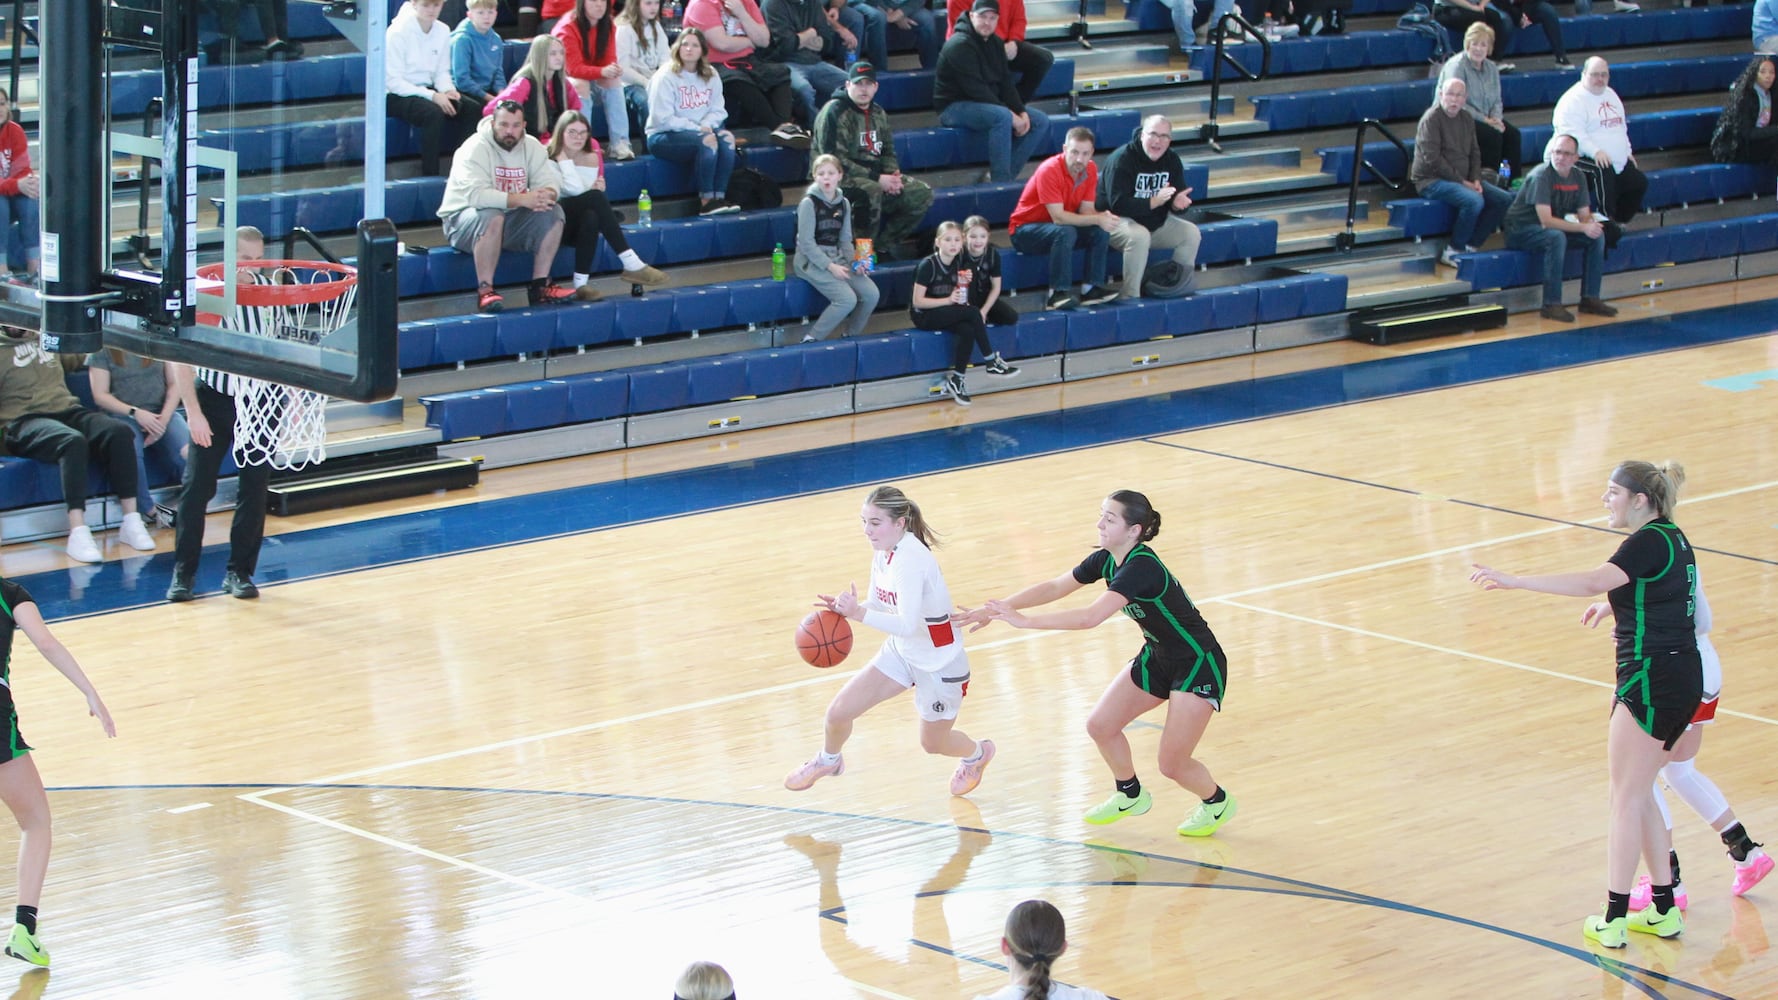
left=954, top=490, right=1236, bottom=837
left=0, top=578, right=115, bottom=969
left=1471, top=460, right=1701, bottom=950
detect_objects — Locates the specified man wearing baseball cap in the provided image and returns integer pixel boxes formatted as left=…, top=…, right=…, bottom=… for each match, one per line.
left=935, top=0, right=1052, bottom=183
left=943, top=0, right=1053, bottom=105
left=812, top=61, right=935, bottom=257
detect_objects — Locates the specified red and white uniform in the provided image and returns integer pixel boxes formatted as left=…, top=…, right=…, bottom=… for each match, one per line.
left=1691, top=574, right=1721, bottom=725
left=862, top=533, right=969, bottom=720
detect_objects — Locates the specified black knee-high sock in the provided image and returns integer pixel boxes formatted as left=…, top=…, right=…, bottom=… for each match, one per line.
left=15, top=905, right=35, bottom=935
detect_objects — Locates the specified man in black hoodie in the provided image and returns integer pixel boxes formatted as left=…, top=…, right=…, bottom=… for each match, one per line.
left=934, top=0, right=1052, bottom=183
left=1097, top=115, right=1200, bottom=299
left=812, top=62, right=936, bottom=255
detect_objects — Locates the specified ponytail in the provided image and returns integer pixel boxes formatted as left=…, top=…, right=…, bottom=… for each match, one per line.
left=1109, top=489, right=1162, bottom=542
left=865, top=485, right=939, bottom=548
left=1611, top=460, right=1686, bottom=520
left=1004, top=899, right=1067, bottom=1000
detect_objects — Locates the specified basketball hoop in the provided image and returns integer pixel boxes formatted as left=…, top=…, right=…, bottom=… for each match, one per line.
left=195, top=259, right=358, bottom=472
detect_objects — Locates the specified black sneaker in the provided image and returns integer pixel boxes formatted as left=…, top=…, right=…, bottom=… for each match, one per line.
left=166, top=572, right=195, bottom=603
left=1079, top=284, right=1121, bottom=306
left=984, top=353, right=1020, bottom=377
left=941, top=371, right=972, bottom=406
left=222, top=571, right=260, bottom=600
left=1044, top=289, right=1078, bottom=311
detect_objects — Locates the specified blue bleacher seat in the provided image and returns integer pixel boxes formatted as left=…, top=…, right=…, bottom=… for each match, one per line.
left=686, top=356, right=750, bottom=406
left=1063, top=311, right=1117, bottom=351
left=744, top=348, right=805, bottom=397
left=398, top=322, right=436, bottom=370
left=1114, top=299, right=1168, bottom=343
left=1012, top=311, right=1067, bottom=357
left=431, top=315, right=500, bottom=367
left=498, top=380, right=572, bottom=434
left=555, top=300, right=618, bottom=350
left=856, top=333, right=917, bottom=380
left=612, top=294, right=673, bottom=342
left=564, top=371, right=631, bottom=422
left=798, top=340, right=859, bottom=387
left=496, top=310, right=557, bottom=357
left=1202, top=285, right=1258, bottom=329
left=627, top=363, right=693, bottom=413
left=728, top=280, right=787, bottom=327
left=908, top=328, right=955, bottom=372
left=423, top=390, right=507, bottom=440
left=671, top=287, right=733, bottom=334
left=1164, top=292, right=1214, bottom=336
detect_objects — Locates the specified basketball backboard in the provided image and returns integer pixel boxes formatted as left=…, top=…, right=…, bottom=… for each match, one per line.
left=36, top=0, right=399, bottom=402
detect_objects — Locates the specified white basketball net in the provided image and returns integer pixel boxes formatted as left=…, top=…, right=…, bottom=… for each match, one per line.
left=231, top=266, right=358, bottom=472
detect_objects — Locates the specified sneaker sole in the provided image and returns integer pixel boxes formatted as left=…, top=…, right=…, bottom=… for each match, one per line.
left=4, top=947, right=46, bottom=968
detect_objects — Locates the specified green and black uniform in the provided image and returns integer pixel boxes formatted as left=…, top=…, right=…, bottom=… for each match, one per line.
left=0, top=579, right=34, bottom=762
left=1605, top=519, right=1702, bottom=749
left=1073, top=545, right=1227, bottom=707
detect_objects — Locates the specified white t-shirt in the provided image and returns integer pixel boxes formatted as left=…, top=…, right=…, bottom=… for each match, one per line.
left=973, top=984, right=1110, bottom=1000
left=1552, top=83, right=1632, bottom=173
left=860, top=533, right=961, bottom=674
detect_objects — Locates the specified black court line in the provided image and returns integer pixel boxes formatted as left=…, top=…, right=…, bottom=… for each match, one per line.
left=1146, top=440, right=1778, bottom=568
left=57, top=781, right=1736, bottom=999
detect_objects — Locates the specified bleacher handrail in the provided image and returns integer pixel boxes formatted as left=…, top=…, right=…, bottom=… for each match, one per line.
left=1338, top=118, right=1410, bottom=253
left=1202, top=11, right=1271, bottom=154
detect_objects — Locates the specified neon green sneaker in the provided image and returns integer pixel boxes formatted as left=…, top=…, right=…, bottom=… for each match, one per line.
left=1583, top=911, right=1628, bottom=949
left=1177, top=793, right=1237, bottom=837
left=1083, top=788, right=1152, bottom=825
left=1627, top=904, right=1684, bottom=939
left=5, top=924, right=47, bottom=968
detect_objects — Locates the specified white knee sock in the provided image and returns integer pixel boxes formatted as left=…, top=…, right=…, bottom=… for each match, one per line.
left=1662, top=758, right=1732, bottom=828
left=572, top=272, right=590, bottom=288
left=619, top=249, right=644, bottom=271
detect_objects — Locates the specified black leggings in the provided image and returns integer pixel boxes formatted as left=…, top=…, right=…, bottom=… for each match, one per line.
left=720, top=77, right=793, bottom=128
left=1473, top=118, right=1522, bottom=174
left=3, top=408, right=138, bottom=511
left=913, top=304, right=994, bottom=373
left=558, top=188, right=632, bottom=274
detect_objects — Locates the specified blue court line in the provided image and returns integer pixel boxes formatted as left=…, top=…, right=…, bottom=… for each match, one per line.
left=1703, top=368, right=1778, bottom=392
left=24, top=298, right=1778, bottom=622
left=64, top=780, right=1727, bottom=999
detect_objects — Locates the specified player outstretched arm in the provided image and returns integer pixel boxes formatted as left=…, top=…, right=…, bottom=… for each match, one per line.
left=12, top=603, right=114, bottom=737
left=984, top=588, right=1129, bottom=631
left=953, top=571, right=1091, bottom=632
left=1469, top=561, right=1628, bottom=597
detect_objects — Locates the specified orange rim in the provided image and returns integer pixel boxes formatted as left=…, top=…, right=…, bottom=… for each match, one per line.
left=194, top=259, right=358, bottom=307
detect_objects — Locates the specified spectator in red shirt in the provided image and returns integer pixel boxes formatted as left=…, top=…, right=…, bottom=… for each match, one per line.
left=553, top=0, right=638, bottom=160
left=0, top=88, right=37, bottom=283
left=1008, top=126, right=1121, bottom=311
left=943, top=0, right=1053, bottom=105
left=682, top=0, right=813, bottom=145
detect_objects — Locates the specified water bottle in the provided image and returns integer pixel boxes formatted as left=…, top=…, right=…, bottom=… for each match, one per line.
left=771, top=243, right=787, bottom=281
left=637, top=188, right=653, bottom=227
left=1498, top=159, right=1511, bottom=187
left=846, top=49, right=857, bottom=67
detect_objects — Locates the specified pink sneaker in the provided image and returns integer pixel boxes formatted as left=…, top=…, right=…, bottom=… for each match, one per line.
left=950, top=739, right=995, bottom=796
left=784, top=753, right=844, bottom=791
left=1732, top=851, right=1774, bottom=897
left=1628, top=875, right=1688, bottom=912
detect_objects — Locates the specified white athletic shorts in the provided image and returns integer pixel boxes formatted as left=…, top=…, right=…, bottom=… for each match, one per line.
left=871, top=640, right=970, bottom=722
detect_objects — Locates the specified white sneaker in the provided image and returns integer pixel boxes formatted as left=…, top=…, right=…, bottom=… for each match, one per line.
left=67, top=526, right=102, bottom=563
left=1439, top=245, right=1463, bottom=268
left=118, top=511, right=156, bottom=551
left=1612, top=0, right=1640, bottom=10
left=609, top=140, right=635, bottom=161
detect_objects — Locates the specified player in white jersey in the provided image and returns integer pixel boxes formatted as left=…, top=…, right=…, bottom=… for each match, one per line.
left=1584, top=570, right=1773, bottom=910
left=784, top=486, right=996, bottom=796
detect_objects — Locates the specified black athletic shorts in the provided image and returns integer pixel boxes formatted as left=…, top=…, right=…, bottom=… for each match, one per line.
left=1614, top=647, right=1703, bottom=750
left=0, top=684, right=29, bottom=763
left=1129, top=642, right=1227, bottom=709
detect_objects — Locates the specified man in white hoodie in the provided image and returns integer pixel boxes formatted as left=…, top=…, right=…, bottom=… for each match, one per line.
left=1552, top=57, right=1647, bottom=229
left=438, top=101, right=577, bottom=313
left=387, top=0, right=481, bottom=176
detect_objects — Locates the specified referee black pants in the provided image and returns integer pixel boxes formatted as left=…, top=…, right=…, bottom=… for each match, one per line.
left=174, top=382, right=271, bottom=582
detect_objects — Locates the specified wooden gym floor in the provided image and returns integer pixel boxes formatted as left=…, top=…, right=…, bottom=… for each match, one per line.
left=1, top=279, right=1775, bottom=998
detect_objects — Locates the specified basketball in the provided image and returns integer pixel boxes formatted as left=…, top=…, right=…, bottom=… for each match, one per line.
left=796, top=609, right=854, bottom=668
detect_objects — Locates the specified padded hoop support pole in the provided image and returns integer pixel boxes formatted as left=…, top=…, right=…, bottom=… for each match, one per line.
left=38, top=0, right=106, bottom=354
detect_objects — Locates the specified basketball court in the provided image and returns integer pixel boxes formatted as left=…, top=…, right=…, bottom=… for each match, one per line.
left=0, top=297, right=1769, bottom=998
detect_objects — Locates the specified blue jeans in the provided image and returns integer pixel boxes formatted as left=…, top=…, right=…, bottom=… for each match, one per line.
left=647, top=129, right=736, bottom=199
left=841, top=1, right=889, bottom=71
left=866, top=0, right=938, bottom=66
left=0, top=193, right=39, bottom=272
left=938, top=101, right=1051, bottom=183
left=121, top=410, right=192, bottom=512
left=623, top=84, right=651, bottom=145
left=584, top=80, right=631, bottom=146
left=1011, top=221, right=1110, bottom=292
left=1506, top=224, right=1604, bottom=304
left=788, top=61, right=850, bottom=124
left=1421, top=179, right=1513, bottom=251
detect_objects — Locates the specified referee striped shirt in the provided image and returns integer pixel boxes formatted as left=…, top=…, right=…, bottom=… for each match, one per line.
left=200, top=271, right=277, bottom=397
